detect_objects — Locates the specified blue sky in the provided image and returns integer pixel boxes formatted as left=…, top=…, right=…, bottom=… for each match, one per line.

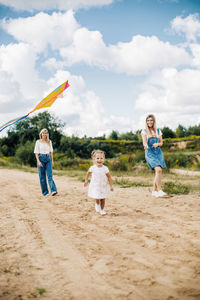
left=0, top=0, right=200, bottom=136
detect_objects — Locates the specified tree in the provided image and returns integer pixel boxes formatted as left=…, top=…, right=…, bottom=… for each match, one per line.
left=162, top=126, right=176, bottom=139
left=109, top=130, right=119, bottom=140
left=175, top=125, right=186, bottom=138
left=186, top=124, right=200, bottom=136
left=120, top=131, right=138, bottom=141
left=0, top=130, right=21, bottom=156
left=12, top=112, right=64, bottom=149
left=0, top=112, right=65, bottom=159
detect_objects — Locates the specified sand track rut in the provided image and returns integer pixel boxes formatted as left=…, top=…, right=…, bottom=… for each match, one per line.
left=0, top=169, right=200, bottom=300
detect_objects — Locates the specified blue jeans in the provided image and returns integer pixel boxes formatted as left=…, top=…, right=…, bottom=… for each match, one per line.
left=37, top=154, right=57, bottom=196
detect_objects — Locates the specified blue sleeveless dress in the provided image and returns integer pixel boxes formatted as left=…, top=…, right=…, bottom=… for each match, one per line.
left=145, top=130, right=166, bottom=171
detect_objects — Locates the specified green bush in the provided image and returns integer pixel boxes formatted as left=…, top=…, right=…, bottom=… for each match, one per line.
left=134, top=151, right=145, bottom=163
left=186, top=140, right=200, bottom=150
left=79, top=163, right=91, bottom=170
left=164, top=152, right=194, bottom=169
left=0, top=158, right=8, bottom=167
left=163, top=181, right=190, bottom=194
left=109, top=158, right=128, bottom=171
left=54, top=156, right=92, bottom=170
left=54, top=158, right=79, bottom=169
left=15, top=141, right=36, bottom=166
left=195, top=162, right=200, bottom=170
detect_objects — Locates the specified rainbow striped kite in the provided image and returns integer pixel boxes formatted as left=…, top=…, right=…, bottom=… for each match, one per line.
left=0, top=80, right=70, bottom=133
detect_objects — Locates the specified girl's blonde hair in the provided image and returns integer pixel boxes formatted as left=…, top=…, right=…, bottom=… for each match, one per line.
left=39, top=128, right=50, bottom=144
left=91, top=149, right=105, bottom=159
left=145, top=114, right=158, bottom=137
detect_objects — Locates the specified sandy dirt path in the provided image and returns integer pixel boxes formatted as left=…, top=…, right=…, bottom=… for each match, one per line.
left=0, top=169, right=200, bottom=300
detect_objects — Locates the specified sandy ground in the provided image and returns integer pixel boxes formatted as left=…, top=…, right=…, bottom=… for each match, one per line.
left=0, top=169, right=200, bottom=300
left=171, top=169, right=200, bottom=176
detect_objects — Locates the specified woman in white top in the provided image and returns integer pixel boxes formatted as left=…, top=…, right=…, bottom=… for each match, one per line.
left=141, top=114, right=166, bottom=197
left=84, top=149, right=113, bottom=215
left=34, top=128, right=57, bottom=196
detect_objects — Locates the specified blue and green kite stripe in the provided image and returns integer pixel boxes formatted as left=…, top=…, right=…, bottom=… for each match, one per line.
left=0, top=114, right=29, bottom=132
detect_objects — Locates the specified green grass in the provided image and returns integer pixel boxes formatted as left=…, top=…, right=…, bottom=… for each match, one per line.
left=3, top=268, right=11, bottom=273
left=163, top=181, right=190, bottom=195
left=0, top=159, right=199, bottom=194
left=0, top=158, right=37, bottom=173
left=36, top=288, right=46, bottom=295
left=113, top=178, right=151, bottom=188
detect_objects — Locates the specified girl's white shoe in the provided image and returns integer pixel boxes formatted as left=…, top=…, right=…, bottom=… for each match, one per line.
left=100, top=209, right=106, bottom=215
left=95, top=203, right=101, bottom=212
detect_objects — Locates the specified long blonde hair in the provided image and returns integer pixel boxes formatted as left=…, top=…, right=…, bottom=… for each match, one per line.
left=39, top=128, right=50, bottom=144
left=145, top=114, right=158, bottom=137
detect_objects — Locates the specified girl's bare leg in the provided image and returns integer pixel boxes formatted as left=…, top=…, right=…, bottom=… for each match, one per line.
left=154, top=166, right=162, bottom=191
left=100, top=199, right=105, bottom=209
left=96, top=199, right=100, bottom=205
left=153, top=177, right=157, bottom=191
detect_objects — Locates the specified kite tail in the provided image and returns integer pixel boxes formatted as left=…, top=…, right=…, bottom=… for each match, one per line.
left=0, top=80, right=70, bottom=133
left=0, top=114, right=29, bottom=133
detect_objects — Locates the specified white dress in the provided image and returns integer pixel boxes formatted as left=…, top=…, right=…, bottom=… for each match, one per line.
left=88, top=165, right=109, bottom=199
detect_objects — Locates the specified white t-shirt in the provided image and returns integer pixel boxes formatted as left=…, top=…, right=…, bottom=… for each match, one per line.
left=34, top=140, right=53, bottom=154
left=141, top=128, right=162, bottom=139
left=88, top=165, right=109, bottom=199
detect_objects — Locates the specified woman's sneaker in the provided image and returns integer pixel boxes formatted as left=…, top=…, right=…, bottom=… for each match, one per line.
left=100, top=209, right=106, bottom=215
left=95, top=203, right=101, bottom=212
left=157, top=190, right=166, bottom=197
left=52, top=192, right=57, bottom=196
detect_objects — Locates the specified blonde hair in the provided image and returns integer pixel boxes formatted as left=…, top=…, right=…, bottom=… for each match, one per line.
left=145, top=114, right=158, bottom=137
left=91, top=149, right=105, bottom=160
left=39, top=128, right=50, bottom=144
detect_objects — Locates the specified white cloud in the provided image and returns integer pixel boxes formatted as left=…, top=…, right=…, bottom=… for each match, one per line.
left=60, top=27, right=111, bottom=68
left=0, top=40, right=136, bottom=137
left=1, top=10, right=79, bottom=52
left=190, top=43, right=200, bottom=68
left=0, top=43, right=45, bottom=109
left=0, top=0, right=114, bottom=11
left=60, top=32, right=191, bottom=75
left=0, top=71, right=24, bottom=113
left=108, top=35, right=191, bottom=75
left=2, top=11, right=191, bottom=75
left=138, top=111, right=200, bottom=132
left=1, top=10, right=199, bottom=135
left=46, top=70, right=136, bottom=136
left=0, top=43, right=34, bottom=127
left=135, top=67, right=200, bottom=128
left=171, top=14, right=200, bottom=42
left=0, top=42, right=47, bottom=131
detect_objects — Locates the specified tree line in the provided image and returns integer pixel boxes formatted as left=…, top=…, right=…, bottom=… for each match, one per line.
left=108, top=124, right=200, bottom=140
left=0, top=112, right=199, bottom=166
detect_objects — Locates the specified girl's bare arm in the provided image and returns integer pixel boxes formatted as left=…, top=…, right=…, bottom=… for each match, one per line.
left=84, top=171, right=91, bottom=187
left=106, top=173, right=114, bottom=191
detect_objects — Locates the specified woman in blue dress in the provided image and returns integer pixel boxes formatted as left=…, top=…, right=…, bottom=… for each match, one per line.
left=141, top=114, right=166, bottom=197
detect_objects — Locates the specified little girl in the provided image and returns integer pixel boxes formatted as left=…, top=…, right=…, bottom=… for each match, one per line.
left=84, top=149, right=113, bottom=215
